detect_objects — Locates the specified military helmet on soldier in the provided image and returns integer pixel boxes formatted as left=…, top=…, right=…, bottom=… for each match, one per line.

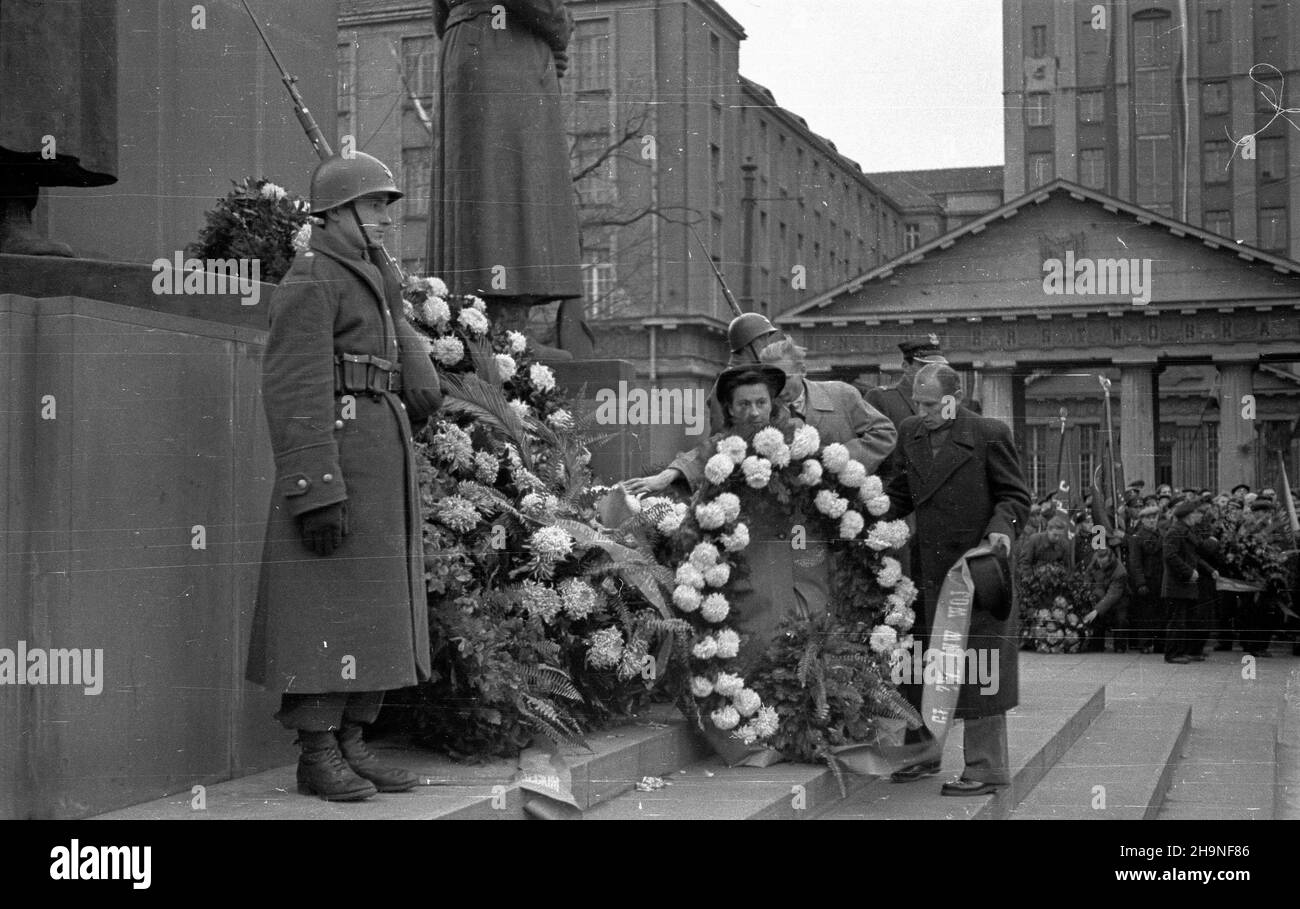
left=727, top=312, right=778, bottom=355
left=309, top=152, right=403, bottom=213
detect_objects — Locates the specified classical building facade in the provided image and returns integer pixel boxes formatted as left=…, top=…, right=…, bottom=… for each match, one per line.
left=1004, top=0, right=1300, bottom=260
left=779, top=180, right=1300, bottom=495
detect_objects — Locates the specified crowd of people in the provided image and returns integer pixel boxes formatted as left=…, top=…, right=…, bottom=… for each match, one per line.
left=1017, top=481, right=1300, bottom=661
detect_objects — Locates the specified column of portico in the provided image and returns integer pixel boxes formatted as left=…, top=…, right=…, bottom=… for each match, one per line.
left=1215, top=356, right=1258, bottom=492
left=975, top=362, right=1017, bottom=437
left=1117, top=358, right=1159, bottom=489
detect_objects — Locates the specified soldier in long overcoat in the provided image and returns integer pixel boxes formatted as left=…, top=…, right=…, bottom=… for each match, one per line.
left=886, top=364, right=1030, bottom=796
left=247, top=153, right=442, bottom=800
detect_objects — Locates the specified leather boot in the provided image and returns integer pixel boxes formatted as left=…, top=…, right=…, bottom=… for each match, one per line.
left=296, top=730, right=377, bottom=801
left=336, top=723, right=418, bottom=792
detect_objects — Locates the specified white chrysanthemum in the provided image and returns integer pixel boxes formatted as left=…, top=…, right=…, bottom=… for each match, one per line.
left=790, top=425, right=821, bottom=460
left=423, top=276, right=449, bottom=298
left=869, top=624, right=899, bottom=654
left=839, top=510, right=865, bottom=539
left=657, top=503, right=687, bottom=534
left=521, top=580, right=563, bottom=623
left=506, top=330, right=528, bottom=354
left=838, top=460, right=867, bottom=488
left=431, top=336, right=465, bottom=366
left=885, top=605, right=916, bottom=632
left=690, top=676, right=715, bottom=698
left=457, top=306, right=489, bottom=336
left=863, top=475, right=884, bottom=499
left=767, top=442, right=792, bottom=469
left=714, top=672, right=746, bottom=698
left=422, top=297, right=451, bottom=326
left=734, top=724, right=760, bottom=746
left=692, top=636, right=719, bottom=660
left=430, top=423, right=474, bottom=468
left=733, top=688, right=762, bottom=717
left=814, top=489, right=849, bottom=519
left=675, top=562, right=706, bottom=590
left=585, top=626, right=625, bottom=669
left=716, top=436, right=748, bottom=465
left=715, top=493, right=741, bottom=524
left=703, top=563, right=731, bottom=587
left=715, top=628, right=741, bottom=659
left=559, top=578, right=598, bottom=620
left=866, top=519, right=909, bottom=551
left=473, top=451, right=501, bottom=485
left=882, top=519, right=911, bottom=547
left=876, top=556, right=903, bottom=588
left=520, top=491, right=557, bottom=515
left=719, top=523, right=750, bottom=552
left=434, top=495, right=480, bottom=532
left=695, top=502, right=727, bottom=530
left=705, top=453, right=735, bottom=484
left=673, top=585, right=703, bottom=612
left=689, top=542, right=721, bottom=570
left=528, top=362, right=556, bottom=392
left=821, top=443, right=850, bottom=474
left=894, top=576, right=918, bottom=607
left=507, top=398, right=531, bottom=421
left=291, top=222, right=312, bottom=252
left=866, top=494, right=891, bottom=517
left=799, top=459, right=824, bottom=486
left=494, top=353, right=517, bottom=382
left=711, top=706, right=740, bottom=731
left=546, top=408, right=573, bottom=431
left=741, top=455, right=772, bottom=489
left=259, top=181, right=286, bottom=201
left=403, top=298, right=416, bottom=322
left=529, top=525, right=574, bottom=559
left=753, top=706, right=779, bottom=737
left=752, top=427, right=786, bottom=459
left=700, top=593, right=730, bottom=623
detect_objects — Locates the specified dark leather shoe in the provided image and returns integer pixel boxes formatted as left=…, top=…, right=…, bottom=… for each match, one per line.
left=890, top=760, right=941, bottom=783
left=941, top=778, right=1004, bottom=797
left=337, top=723, right=419, bottom=792
left=296, top=731, right=378, bottom=801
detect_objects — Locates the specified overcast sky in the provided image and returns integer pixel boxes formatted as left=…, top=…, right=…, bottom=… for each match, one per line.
left=728, top=0, right=1005, bottom=173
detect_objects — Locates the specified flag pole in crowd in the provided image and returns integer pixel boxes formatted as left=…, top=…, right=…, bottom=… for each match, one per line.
left=1099, top=375, right=1124, bottom=530
left=1279, top=450, right=1299, bottom=537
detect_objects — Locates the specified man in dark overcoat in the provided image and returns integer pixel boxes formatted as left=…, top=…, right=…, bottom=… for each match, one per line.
left=885, top=363, right=1031, bottom=796
left=247, top=153, right=442, bottom=801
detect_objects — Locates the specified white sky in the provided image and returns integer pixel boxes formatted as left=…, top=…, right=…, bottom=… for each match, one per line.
left=728, top=0, right=1005, bottom=173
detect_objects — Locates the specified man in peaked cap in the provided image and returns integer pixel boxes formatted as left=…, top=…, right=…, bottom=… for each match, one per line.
left=865, top=335, right=944, bottom=433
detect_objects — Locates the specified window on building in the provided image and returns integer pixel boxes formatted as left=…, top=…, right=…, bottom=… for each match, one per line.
left=1257, top=4, right=1280, bottom=58
left=1133, top=14, right=1173, bottom=67
left=1028, top=152, right=1054, bottom=187
left=337, top=39, right=356, bottom=139
left=1026, top=93, right=1053, bottom=126
left=1031, top=24, right=1048, bottom=57
left=401, top=35, right=437, bottom=100
left=1202, top=81, right=1229, bottom=114
left=1134, top=70, right=1172, bottom=134
left=582, top=261, right=616, bottom=316
left=1136, top=136, right=1172, bottom=207
left=1203, top=140, right=1232, bottom=181
left=711, top=103, right=724, bottom=209
left=1205, top=8, right=1223, bottom=43
left=1078, top=90, right=1105, bottom=123
left=573, top=19, right=611, bottom=93
left=1259, top=207, right=1288, bottom=250
left=1133, top=13, right=1175, bottom=213
left=401, top=147, right=429, bottom=217
left=1204, top=209, right=1232, bottom=236
left=904, top=223, right=920, bottom=250
left=1079, top=148, right=1106, bottom=189
left=1259, top=136, right=1286, bottom=181
left=573, top=132, right=616, bottom=205
left=1255, top=71, right=1284, bottom=111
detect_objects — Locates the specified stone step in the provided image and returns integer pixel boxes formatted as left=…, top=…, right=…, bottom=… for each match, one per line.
left=815, top=682, right=1107, bottom=820
left=91, top=704, right=707, bottom=820
left=1154, top=721, right=1278, bottom=820
left=1009, top=702, right=1192, bottom=819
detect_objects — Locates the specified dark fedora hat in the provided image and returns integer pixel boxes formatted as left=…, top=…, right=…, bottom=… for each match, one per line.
left=716, top=364, right=786, bottom=408
left=967, top=548, right=1011, bottom=620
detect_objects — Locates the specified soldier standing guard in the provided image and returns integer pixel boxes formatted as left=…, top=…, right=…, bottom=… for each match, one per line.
left=247, top=152, right=443, bottom=801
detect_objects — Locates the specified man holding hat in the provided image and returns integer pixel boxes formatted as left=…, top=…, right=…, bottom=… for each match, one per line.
left=1127, top=504, right=1165, bottom=652
left=1161, top=499, right=1217, bottom=664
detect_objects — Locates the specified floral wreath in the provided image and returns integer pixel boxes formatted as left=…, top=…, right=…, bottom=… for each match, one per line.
left=641, top=422, right=920, bottom=750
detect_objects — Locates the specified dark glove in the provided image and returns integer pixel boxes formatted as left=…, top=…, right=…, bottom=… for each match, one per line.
left=403, top=384, right=442, bottom=423
left=301, top=502, right=348, bottom=556
left=553, top=49, right=568, bottom=78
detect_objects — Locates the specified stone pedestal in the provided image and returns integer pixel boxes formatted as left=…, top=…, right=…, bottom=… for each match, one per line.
left=1215, top=358, right=1258, bottom=492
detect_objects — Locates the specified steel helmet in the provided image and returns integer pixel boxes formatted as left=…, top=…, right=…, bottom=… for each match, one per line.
left=309, top=152, right=403, bottom=213
left=727, top=312, right=778, bottom=355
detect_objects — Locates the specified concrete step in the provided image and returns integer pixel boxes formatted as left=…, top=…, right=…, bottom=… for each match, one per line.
left=91, top=704, right=708, bottom=820
left=1154, top=721, right=1278, bottom=820
left=1009, top=702, right=1192, bottom=819
left=815, top=682, right=1107, bottom=820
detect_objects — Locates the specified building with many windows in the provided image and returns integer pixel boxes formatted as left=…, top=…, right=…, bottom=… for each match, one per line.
left=1004, top=0, right=1300, bottom=260
left=865, top=166, right=1005, bottom=250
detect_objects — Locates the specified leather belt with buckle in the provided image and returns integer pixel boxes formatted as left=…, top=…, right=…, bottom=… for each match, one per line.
left=335, top=353, right=403, bottom=397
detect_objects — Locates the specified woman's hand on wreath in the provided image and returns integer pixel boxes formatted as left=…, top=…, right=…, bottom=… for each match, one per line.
left=1082, top=609, right=1098, bottom=626
left=622, top=469, right=678, bottom=496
